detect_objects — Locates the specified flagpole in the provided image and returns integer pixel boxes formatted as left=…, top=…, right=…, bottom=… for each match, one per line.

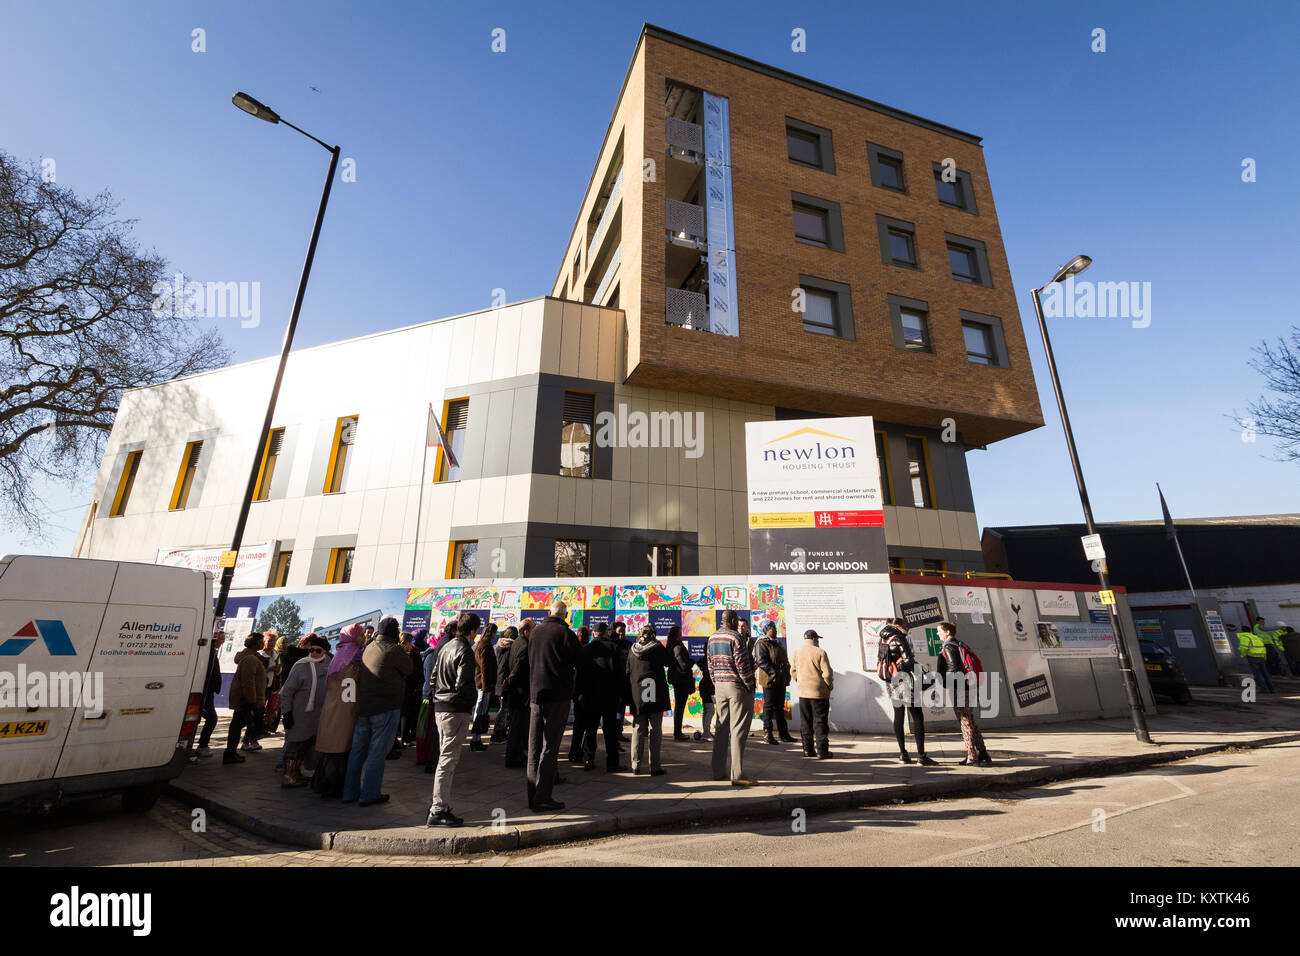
left=411, top=403, right=431, bottom=580
left=1157, top=483, right=1198, bottom=599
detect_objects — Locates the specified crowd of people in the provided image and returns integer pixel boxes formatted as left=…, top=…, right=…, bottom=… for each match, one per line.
left=196, top=607, right=994, bottom=828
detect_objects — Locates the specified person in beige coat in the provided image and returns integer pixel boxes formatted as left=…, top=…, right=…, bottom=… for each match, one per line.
left=312, top=623, right=366, bottom=797
left=791, top=629, right=834, bottom=759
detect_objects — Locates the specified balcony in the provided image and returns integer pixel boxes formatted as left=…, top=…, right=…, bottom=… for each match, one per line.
left=593, top=247, right=621, bottom=305
left=666, top=199, right=707, bottom=249
left=586, top=167, right=622, bottom=265
left=666, top=116, right=703, bottom=159
left=665, top=287, right=708, bottom=330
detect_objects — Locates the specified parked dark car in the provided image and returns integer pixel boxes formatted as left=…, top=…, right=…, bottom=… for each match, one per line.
left=1140, top=639, right=1192, bottom=704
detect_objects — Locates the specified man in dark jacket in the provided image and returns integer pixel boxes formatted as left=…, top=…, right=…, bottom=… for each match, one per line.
left=754, top=621, right=795, bottom=745
left=574, top=623, right=627, bottom=772
left=470, top=622, right=498, bottom=751
left=627, top=625, right=671, bottom=775
left=612, top=620, right=632, bottom=737
left=342, top=616, right=412, bottom=806
left=525, top=602, right=580, bottom=811
left=503, top=620, right=532, bottom=768
left=427, top=613, right=479, bottom=827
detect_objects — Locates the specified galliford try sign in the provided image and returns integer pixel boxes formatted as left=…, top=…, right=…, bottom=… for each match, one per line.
left=744, top=417, right=888, bottom=576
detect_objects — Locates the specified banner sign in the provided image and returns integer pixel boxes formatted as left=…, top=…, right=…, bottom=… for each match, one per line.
left=1035, top=589, right=1079, bottom=617
left=157, top=540, right=274, bottom=590
left=744, top=416, right=888, bottom=576
left=899, top=596, right=944, bottom=628
left=1034, top=620, right=1117, bottom=658
left=944, top=586, right=991, bottom=616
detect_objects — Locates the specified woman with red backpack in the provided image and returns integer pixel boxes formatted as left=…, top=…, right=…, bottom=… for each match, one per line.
left=936, top=621, right=993, bottom=766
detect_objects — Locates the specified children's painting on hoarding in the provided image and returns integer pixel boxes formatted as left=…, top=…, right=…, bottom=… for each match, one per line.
left=616, top=585, right=650, bottom=611
left=650, top=584, right=681, bottom=608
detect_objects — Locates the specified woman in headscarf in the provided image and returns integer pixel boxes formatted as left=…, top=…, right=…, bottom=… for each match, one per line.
left=279, top=635, right=332, bottom=788
left=312, top=623, right=366, bottom=797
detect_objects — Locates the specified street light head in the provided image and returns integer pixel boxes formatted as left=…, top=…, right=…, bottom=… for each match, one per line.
left=232, top=92, right=280, bottom=124
left=1050, top=254, right=1092, bottom=285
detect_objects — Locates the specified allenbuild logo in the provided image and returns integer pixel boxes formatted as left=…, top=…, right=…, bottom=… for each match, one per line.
left=761, top=427, right=857, bottom=470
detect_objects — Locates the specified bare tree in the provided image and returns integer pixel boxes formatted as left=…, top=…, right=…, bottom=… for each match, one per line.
left=1240, top=326, right=1300, bottom=461
left=0, top=151, right=229, bottom=529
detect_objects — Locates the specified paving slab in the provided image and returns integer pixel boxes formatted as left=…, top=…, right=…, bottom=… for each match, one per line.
left=169, top=690, right=1300, bottom=856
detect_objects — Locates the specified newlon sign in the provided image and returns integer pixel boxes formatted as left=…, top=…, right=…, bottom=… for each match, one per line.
left=744, top=417, right=889, bottom=576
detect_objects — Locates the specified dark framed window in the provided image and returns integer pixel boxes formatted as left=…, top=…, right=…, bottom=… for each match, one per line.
left=888, top=294, right=932, bottom=353
left=271, top=549, right=292, bottom=587
left=169, top=440, right=203, bottom=511
left=945, top=233, right=991, bottom=285
left=791, top=192, right=844, bottom=251
left=437, top=399, right=469, bottom=482
left=253, top=427, right=285, bottom=501
left=327, top=547, right=354, bottom=585
left=905, top=435, right=935, bottom=508
left=932, top=163, right=978, bottom=213
left=561, top=391, right=595, bottom=478
left=875, top=430, right=894, bottom=506
left=959, top=310, right=1010, bottom=367
left=876, top=215, right=918, bottom=268
left=922, top=558, right=947, bottom=573
left=323, top=415, right=358, bottom=494
left=785, top=118, right=835, bottom=173
left=888, top=557, right=906, bottom=574
left=647, top=544, right=678, bottom=576
left=450, top=540, right=478, bottom=579
left=797, top=275, right=855, bottom=339
left=110, top=449, right=143, bottom=517
left=555, top=539, right=590, bottom=576
left=867, top=143, right=906, bottom=192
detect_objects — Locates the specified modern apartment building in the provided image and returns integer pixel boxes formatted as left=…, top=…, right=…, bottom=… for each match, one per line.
left=78, top=25, right=1042, bottom=586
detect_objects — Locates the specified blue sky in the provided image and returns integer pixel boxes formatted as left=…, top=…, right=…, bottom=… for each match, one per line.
left=3, top=0, right=1296, bottom=555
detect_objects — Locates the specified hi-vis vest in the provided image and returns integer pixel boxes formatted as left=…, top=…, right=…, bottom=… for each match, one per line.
left=1238, top=630, right=1267, bottom=659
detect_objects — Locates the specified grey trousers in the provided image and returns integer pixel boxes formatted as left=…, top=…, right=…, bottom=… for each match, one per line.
left=526, top=698, right=569, bottom=806
left=430, top=711, right=471, bottom=813
left=711, top=685, right=754, bottom=782
left=631, top=710, right=663, bottom=772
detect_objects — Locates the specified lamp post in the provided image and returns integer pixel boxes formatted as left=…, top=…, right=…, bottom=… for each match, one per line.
left=213, top=94, right=340, bottom=623
left=1030, top=255, right=1151, bottom=744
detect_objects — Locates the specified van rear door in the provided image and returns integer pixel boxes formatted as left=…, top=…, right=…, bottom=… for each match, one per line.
left=0, top=556, right=119, bottom=787
left=54, top=561, right=209, bottom=780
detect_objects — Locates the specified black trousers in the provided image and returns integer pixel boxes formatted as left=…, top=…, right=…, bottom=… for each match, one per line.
left=798, top=697, right=830, bottom=755
left=763, top=682, right=790, bottom=736
left=568, top=698, right=585, bottom=759
left=671, top=683, right=694, bottom=737
left=225, top=705, right=253, bottom=753
left=578, top=703, right=621, bottom=767
left=197, top=697, right=218, bottom=748
left=892, top=704, right=926, bottom=754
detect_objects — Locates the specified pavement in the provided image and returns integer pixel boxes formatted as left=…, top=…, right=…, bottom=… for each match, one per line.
left=169, top=683, right=1300, bottom=856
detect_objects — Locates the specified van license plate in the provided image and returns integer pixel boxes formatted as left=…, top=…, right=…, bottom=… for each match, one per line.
left=0, top=720, right=50, bottom=739
left=1144, top=663, right=1162, bottom=672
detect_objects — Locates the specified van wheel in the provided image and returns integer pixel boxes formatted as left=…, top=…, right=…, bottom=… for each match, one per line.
left=121, top=785, right=160, bottom=813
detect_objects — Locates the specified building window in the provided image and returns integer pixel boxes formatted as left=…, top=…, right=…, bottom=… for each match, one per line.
left=933, top=164, right=977, bottom=213
left=876, top=215, right=917, bottom=268
left=271, top=550, right=292, bottom=587
left=798, top=275, right=855, bottom=339
left=648, top=544, right=678, bottom=576
left=449, top=540, right=478, bottom=579
left=326, top=547, right=354, bottom=585
left=888, top=295, right=932, bottom=353
left=437, top=399, right=469, bottom=482
left=963, top=322, right=995, bottom=364
left=889, top=557, right=905, bottom=574
left=109, top=450, right=143, bottom=517
left=323, top=415, right=358, bottom=494
left=867, top=143, right=906, bottom=192
left=875, top=431, right=894, bottom=506
left=554, top=539, right=589, bottom=576
left=791, top=193, right=844, bottom=252
left=561, top=391, right=595, bottom=478
left=905, top=436, right=934, bottom=509
left=785, top=118, right=835, bottom=173
left=572, top=249, right=581, bottom=291
left=922, top=558, right=948, bottom=574
left=946, top=234, right=991, bottom=285
left=169, top=440, right=203, bottom=511
left=253, top=427, right=285, bottom=502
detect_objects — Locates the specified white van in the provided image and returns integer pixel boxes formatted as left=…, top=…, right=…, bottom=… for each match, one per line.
left=0, top=555, right=213, bottom=812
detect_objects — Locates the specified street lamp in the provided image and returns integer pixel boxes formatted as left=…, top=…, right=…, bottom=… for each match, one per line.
left=212, top=94, right=340, bottom=625
left=1030, top=256, right=1152, bottom=744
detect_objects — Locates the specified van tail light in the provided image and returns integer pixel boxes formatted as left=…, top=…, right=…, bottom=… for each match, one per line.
left=179, top=692, right=202, bottom=740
